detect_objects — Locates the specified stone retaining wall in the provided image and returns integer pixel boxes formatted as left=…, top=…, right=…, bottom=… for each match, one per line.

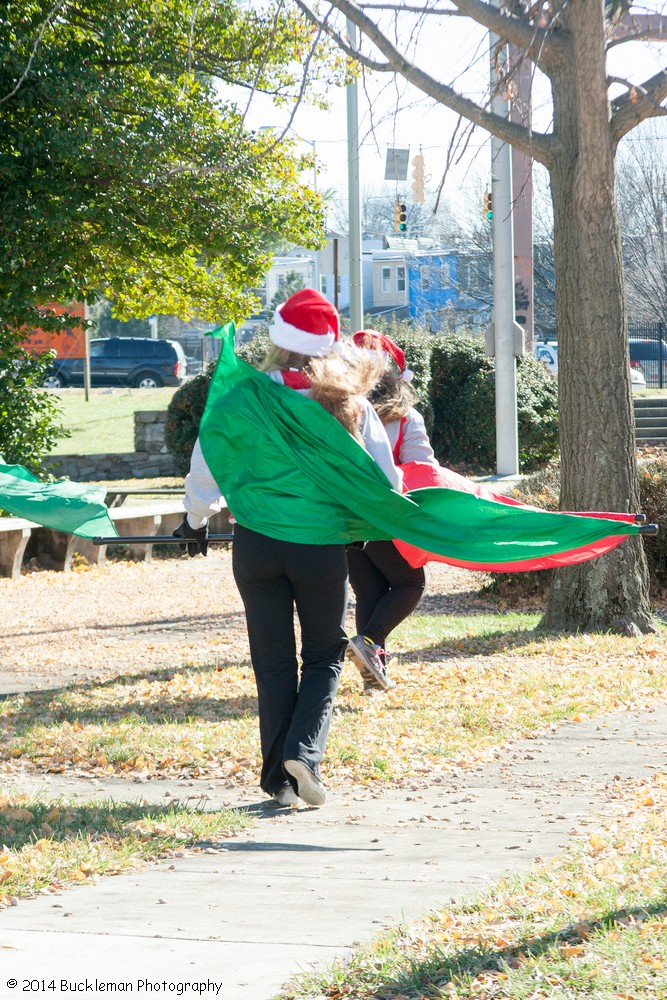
left=44, top=410, right=176, bottom=481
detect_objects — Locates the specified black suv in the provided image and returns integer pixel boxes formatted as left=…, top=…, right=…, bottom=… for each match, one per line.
left=42, top=337, right=187, bottom=389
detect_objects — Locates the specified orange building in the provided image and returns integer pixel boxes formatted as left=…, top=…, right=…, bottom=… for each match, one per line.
left=21, top=302, right=87, bottom=359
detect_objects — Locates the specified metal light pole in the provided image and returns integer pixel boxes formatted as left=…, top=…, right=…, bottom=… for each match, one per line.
left=83, top=301, right=91, bottom=402
left=346, top=17, right=363, bottom=332
left=490, top=14, right=519, bottom=476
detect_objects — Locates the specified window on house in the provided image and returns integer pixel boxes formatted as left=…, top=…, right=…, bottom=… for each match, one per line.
left=278, top=274, right=285, bottom=287
left=396, top=267, right=406, bottom=292
left=381, top=267, right=391, bottom=293
left=320, top=275, right=328, bottom=296
left=421, top=272, right=431, bottom=291
left=337, top=275, right=342, bottom=295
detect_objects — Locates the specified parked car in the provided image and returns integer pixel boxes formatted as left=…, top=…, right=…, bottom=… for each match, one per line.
left=42, top=337, right=187, bottom=389
left=631, top=366, right=647, bottom=392
left=629, top=337, right=667, bottom=388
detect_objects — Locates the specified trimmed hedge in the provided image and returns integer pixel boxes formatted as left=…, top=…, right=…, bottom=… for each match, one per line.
left=164, top=368, right=214, bottom=476
left=637, top=458, right=667, bottom=591
left=429, top=335, right=559, bottom=473
left=164, top=327, right=560, bottom=478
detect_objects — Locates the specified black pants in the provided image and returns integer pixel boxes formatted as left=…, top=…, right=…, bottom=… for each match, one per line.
left=232, top=523, right=348, bottom=796
left=347, top=540, right=426, bottom=649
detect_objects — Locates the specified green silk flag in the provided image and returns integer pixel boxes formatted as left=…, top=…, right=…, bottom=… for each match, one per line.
left=197, top=324, right=639, bottom=570
left=0, top=463, right=118, bottom=539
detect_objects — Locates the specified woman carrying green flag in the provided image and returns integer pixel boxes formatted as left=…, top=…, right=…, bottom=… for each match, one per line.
left=175, top=290, right=399, bottom=808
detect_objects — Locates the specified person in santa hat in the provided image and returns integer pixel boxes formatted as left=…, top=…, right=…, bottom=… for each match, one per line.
left=346, top=330, right=437, bottom=693
left=177, top=290, right=401, bottom=808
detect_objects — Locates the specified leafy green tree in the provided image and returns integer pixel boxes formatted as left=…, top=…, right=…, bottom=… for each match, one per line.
left=0, top=0, right=337, bottom=467
left=1, top=0, right=332, bottom=328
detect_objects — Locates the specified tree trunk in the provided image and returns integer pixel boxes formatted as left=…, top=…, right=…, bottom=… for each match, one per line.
left=541, top=0, right=653, bottom=635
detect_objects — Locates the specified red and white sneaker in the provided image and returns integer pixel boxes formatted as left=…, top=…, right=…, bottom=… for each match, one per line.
left=347, top=635, right=396, bottom=692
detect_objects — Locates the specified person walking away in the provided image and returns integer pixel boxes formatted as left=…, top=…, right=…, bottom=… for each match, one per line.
left=346, top=330, right=438, bottom=692
left=175, top=292, right=400, bottom=808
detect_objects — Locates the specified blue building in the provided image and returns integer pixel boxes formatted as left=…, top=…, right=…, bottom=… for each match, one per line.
left=406, top=252, right=459, bottom=326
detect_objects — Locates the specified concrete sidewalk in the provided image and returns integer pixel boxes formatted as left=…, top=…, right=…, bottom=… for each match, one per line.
left=0, top=708, right=665, bottom=999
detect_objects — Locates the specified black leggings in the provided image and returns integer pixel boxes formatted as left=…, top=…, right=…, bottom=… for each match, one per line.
left=232, top=523, right=348, bottom=795
left=347, top=540, right=426, bottom=649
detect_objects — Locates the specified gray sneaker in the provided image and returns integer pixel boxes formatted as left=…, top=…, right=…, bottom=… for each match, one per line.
left=283, top=759, right=327, bottom=807
left=272, top=785, right=299, bottom=807
left=347, top=635, right=396, bottom=692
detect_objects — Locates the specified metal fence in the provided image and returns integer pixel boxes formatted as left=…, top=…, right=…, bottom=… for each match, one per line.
left=628, top=321, right=667, bottom=389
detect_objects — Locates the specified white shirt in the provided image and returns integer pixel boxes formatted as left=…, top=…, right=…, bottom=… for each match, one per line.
left=184, top=375, right=403, bottom=528
left=384, top=407, right=436, bottom=466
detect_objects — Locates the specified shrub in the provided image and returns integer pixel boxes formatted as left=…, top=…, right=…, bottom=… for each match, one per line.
left=165, top=330, right=273, bottom=475
left=486, top=460, right=667, bottom=598
left=0, top=332, right=68, bottom=475
left=164, top=368, right=213, bottom=476
left=236, top=328, right=272, bottom=367
left=637, top=458, right=667, bottom=592
left=429, top=334, right=559, bottom=472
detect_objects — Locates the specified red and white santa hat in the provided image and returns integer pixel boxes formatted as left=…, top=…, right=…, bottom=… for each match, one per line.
left=352, top=330, right=414, bottom=382
left=270, top=289, right=340, bottom=357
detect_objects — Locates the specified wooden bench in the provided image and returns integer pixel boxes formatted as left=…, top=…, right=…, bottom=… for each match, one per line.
left=1, top=500, right=231, bottom=578
left=29, top=500, right=187, bottom=571
left=0, top=516, right=41, bottom=579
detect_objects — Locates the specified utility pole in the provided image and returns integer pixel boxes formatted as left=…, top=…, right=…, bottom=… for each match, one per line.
left=490, top=8, right=519, bottom=476
left=83, top=301, right=91, bottom=402
left=346, top=16, right=363, bottom=332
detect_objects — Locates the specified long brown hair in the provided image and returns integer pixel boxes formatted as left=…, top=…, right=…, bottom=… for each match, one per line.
left=262, top=344, right=383, bottom=438
left=368, top=368, right=418, bottom=424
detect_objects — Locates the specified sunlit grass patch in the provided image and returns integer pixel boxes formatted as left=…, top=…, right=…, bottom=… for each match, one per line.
left=0, top=791, right=250, bottom=907
left=1, top=617, right=667, bottom=786
left=280, top=773, right=667, bottom=999
left=394, top=610, right=541, bottom=655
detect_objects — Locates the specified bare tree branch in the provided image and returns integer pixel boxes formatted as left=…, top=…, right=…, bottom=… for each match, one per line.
left=358, top=2, right=464, bottom=13
left=611, top=67, right=667, bottom=142
left=450, top=0, right=567, bottom=67
left=608, top=11, right=667, bottom=48
left=295, top=0, right=557, bottom=165
left=359, top=0, right=569, bottom=64
left=292, top=6, right=393, bottom=72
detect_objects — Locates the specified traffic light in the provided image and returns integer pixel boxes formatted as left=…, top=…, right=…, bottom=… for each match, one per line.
left=484, top=190, right=493, bottom=220
left=410, top=153, right=425, bottom=203
left=394, top=200, right=407, bottom=232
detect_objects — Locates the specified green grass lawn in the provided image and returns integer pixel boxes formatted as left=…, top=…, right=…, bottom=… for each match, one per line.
left=44, top=384, right=666, bottom=457
left=46, top=386, right=178, bottom=454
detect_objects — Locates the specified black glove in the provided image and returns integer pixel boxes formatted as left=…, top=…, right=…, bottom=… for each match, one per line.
left=172, top=516, right=208, bottom=557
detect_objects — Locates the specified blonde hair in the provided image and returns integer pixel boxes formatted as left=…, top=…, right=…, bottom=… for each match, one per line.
left=262, top=344, right=383, bottom=438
